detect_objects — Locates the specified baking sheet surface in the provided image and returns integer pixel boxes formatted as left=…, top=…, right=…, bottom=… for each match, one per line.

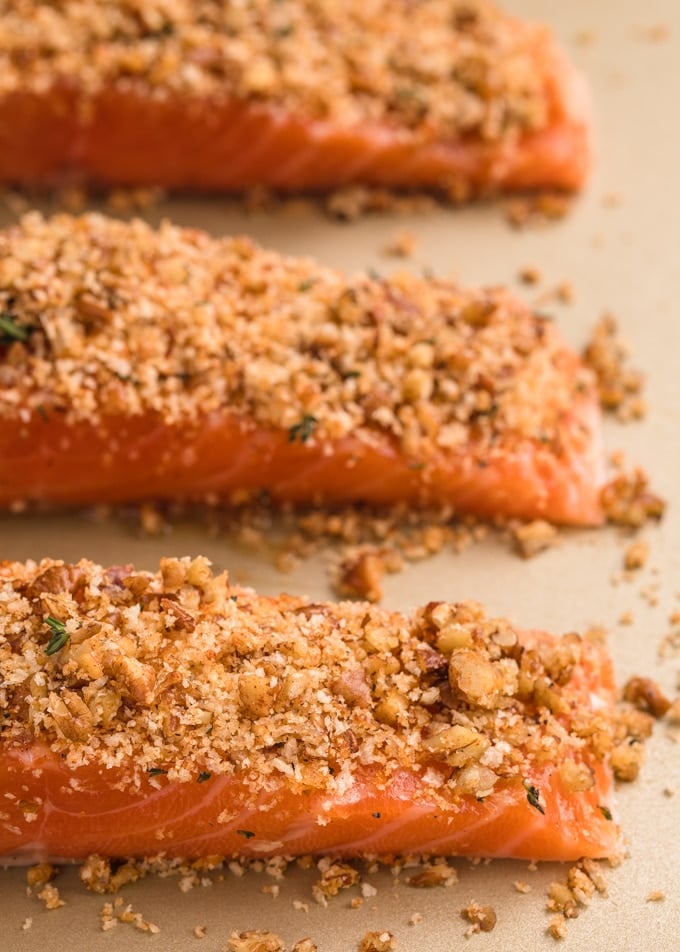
left=2, top=1, right=680, bottom=949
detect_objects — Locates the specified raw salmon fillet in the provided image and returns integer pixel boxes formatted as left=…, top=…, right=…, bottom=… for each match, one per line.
left=0, top=212, right=605, bottom=523
left=0, top=1, right=591, bottom=194
left=0, top=557, right=631, bottom=863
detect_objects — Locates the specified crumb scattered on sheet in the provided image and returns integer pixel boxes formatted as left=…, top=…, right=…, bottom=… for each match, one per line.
left=503, top=192, right=572, bottom=228
left=228, top=931, right=285, bottom=952
left=512, top=520, right=558, bottom=559
left=583, top=315, right=646, bottom=421
left=624, top=539, right=649, bottom=571
left=383, top=231, right=418, bottom=258
left=406, top=862, right=457, bottom=889
left=37, top=883, right=65, bottom=910
left=100, top=897, right=159, bottom=934
left=646, top=890, right=665, bottom=902
left=461, top=901, right=497, bottom=935
left=518, top=265, right=542, bottom=285
left=358, top=931, right=396, bottom=952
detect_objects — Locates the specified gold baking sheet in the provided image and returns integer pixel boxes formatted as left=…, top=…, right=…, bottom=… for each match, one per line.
left=2, top=1, right=680, bottom=948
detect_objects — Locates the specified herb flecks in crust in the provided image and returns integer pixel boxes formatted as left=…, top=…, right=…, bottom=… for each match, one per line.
left=0, top=2, right=550, bottom=144
left=0, top=557, right=646, bottom=818
left=0, top=212, right=597, bottom=468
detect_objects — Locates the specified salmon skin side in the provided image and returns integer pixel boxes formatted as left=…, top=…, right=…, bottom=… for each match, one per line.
left=0, top=213, right=604, bottom=524
left=0, top=558, right=626, bottom=863
left=0, top=2, right=591, bottom=193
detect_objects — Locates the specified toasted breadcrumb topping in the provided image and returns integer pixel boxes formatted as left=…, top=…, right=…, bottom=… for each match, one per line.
left=0, top=557, right=642, bottom=814
left=0, top=212, right=596, bottom=466
left=0, top=2, right=551, bottom=142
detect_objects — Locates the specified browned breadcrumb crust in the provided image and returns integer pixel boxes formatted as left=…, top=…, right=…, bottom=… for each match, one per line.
left=0, top=556, right=641, bottom=804
left=582, top=315, right=646, bottom=422
left=0, top=1, right=550, bottom=144
left=0, top=212, right=594, bottom=463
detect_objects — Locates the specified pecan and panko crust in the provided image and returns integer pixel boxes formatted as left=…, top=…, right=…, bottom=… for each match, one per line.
left=0, top=558, right=646, bottom=808
left=0, top=2, right=550, bottom=143
left=0, top=212, right=596, bottom=462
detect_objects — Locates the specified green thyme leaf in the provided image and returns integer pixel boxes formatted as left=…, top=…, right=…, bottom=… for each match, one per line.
left=147, top=767, right=168, bottom=777
left=44, top=616, right=69, bottom=656
left=599, top=805, right=613, bottom=821
left=524, top=781, right=545, bottom=815
left=288, top=414, right=318, bottom=444
left=0, top=312, right=30, bottom=342
left=237, top=829, right=255, bottom=839
left=197, top=771, right=212, bottom=783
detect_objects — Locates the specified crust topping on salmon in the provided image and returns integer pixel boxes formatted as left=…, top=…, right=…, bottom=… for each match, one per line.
left=0, top=558, right=648, bottom=861
left=0, top=212, right=603, bottom=521
left=1, top=1, right=549, bottom=143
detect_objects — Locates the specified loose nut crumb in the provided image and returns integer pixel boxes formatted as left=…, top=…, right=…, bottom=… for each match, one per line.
left=408, top=912, right=423, bottom=926
left=503, top=192, right=572, bottom=228
left=384, top=231, right=418, bottom=258
left=646, top=891, right=665, bottom=902
left=514, top=881, right=532, bottom=894
left=518, top=266, right=542, bottom=285
left=335, top=551, right=385, bottom=603
left=312, top=862, right=361, bottom=905
left=601, top=470, right=665, bottom=528
left=358, top=931, right=396, bottom=952
left=624, top=540, right=649, bottom=571
left=406, top=862, right=458, bottom=888
left=512, top=520, right=558, bottom=558
left=194, top=924, right=207, bottom=939
left=26, top=863, right=57, bottom=888
left=548, top=914, right=568, bottom=940
left=623, top=677, right=671, bottom=718
left=228, top=931, right=285, bottom=952
left=583, top=315, right=646, bottom=421
left=461, top=902, right=497, bottom=934
left=37, top=884, right=65, bottom=910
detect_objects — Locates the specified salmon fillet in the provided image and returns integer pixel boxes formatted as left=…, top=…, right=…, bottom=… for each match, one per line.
left=0, top=212, right=604, bottom=523
left=0, top=2, right=591, bottom=193
left=0, top=557, right=630, bottom=863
